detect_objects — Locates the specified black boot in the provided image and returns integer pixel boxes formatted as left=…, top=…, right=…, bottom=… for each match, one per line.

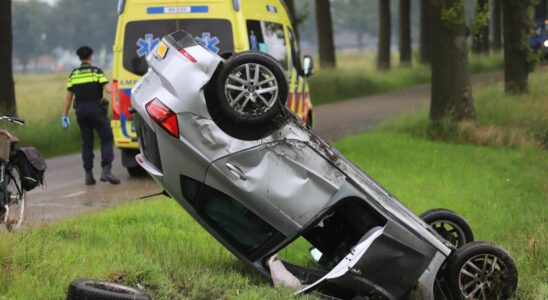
left=85, top=170, right=96, bottom=185
left=100, top=165, right=120, bottom=185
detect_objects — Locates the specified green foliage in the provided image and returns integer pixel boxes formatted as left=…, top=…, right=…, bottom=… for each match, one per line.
left=440, top=0, right=466, bottom=27
left=470, top=9, right=490, bottom=34
left=11, top=0, right=117, bottom=63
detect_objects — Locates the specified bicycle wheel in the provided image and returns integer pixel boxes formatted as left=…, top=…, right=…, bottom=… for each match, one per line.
left=3, top=165, right=25, bottom=231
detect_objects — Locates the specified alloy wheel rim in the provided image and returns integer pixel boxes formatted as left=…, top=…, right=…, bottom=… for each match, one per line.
left=458, top=253, right=508, bottom=299
left=224, top=63, right=278, bottom=117
left=430, top=219, right=467, bottom=247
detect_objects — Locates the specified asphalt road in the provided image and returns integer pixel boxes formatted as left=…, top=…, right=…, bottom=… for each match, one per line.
left=26, top=71, right=504, bottom=226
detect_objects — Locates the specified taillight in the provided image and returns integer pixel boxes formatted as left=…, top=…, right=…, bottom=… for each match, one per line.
left=145, top=99, right=179, bottom=138
left=112, top=80, right=120, bottom=120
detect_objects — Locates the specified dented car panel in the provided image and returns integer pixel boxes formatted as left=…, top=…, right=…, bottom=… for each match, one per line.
left=131, top=31, right=479, bottom=300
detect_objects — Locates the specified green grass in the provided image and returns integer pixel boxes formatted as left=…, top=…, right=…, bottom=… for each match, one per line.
left=8, top=73, right=87, bottom=157
left=308, top=52, right=504, bottom=105
left=380, top=69, right=548, bottom=148
left=1, top=70, right=546, bottom=299
left=0, top=133, right=545, bottom=299
left=0, top=199, right=306, bottom=300
left=336, top=132, right=547, bottom=299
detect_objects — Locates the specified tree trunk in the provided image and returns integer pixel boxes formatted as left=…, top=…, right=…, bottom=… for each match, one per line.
left=378, top=0, right=391, bottom=70
left=399, top=0, right=412, bottom=66
left=472, top=0, right=490, bottom=54
left=420, top=0, right=431, bottom=64
left=535, top=0, right=547, bottom=20
left=285, top=0, right=300, bottom=39
left=492, top=0, right=502, bottom=51
left=429, top=0, right=475, bottom=122
left=315, top=0, right=336, bottom=69
left=502, top=0, right=533, bottom=94
left=0, top=0, right=16, bottom=116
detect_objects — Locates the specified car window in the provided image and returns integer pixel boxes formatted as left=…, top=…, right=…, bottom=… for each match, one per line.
left=246, top=20, right=289, bottom=71
left=123, top=19, right=234, bottom=76
left=198, top=184, right=281, bottom=255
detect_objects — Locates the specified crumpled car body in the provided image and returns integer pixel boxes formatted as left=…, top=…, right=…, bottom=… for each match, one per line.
left=131, top=31, right=516, bottom=300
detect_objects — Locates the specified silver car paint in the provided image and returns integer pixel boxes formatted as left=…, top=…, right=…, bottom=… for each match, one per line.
left=132, top=33, right=452, bottom=299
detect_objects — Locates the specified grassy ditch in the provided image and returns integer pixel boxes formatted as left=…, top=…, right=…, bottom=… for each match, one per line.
left=1, top=100, right=546, bottom=298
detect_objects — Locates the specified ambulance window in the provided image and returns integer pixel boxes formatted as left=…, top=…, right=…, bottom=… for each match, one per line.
left=123, top=19, right=234, bottom=76
left=246, top=20, right=289, bottom=72
left=287, top=28, right=303, bottom=74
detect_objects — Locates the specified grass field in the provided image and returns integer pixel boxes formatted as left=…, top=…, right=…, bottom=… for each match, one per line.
left=8, top=73, right=84, bottom=157
left=308, top=52, right=504, bottom=105
left=0, top=68, right=546, bottom=299
left=0, top=135, right=544, bottom=299
left=6, top=52, right=504, bottom=158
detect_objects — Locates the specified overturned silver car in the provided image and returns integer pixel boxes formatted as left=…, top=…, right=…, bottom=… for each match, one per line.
left=131, top=31, right=517, bottom=300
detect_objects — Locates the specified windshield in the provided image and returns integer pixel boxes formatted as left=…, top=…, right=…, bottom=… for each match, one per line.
left=123, top=19, right=234, bottom=76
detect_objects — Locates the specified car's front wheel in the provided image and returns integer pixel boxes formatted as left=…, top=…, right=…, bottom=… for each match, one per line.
left=420, top=208, right=474, bottom=248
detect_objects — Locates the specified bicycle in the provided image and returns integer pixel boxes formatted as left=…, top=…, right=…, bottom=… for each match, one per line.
left=0, top=115, right=26, bottom=231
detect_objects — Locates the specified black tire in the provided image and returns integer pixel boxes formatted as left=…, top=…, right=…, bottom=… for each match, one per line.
left=215, top=51, right=288, bottom=125
left=445, top=241, right=518, bottom=300
left=420, top=208, right=474, bottom=248
left=67, top=279, right=150, bottom=300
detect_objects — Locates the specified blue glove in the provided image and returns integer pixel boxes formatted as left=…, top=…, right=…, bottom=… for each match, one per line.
left=61, top=115, right=70, bottom=129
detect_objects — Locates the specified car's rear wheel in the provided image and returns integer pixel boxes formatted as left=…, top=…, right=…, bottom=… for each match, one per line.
left=208, top=51, right=288, bottom=140
left=445, top=241, right=517, bottom=300
left=420, top=208, right=473, bottom=248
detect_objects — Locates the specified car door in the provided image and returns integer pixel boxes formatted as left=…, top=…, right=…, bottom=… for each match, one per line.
left=203, top=140, right=347, bottom=238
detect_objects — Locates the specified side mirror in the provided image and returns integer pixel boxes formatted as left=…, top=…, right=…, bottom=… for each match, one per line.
left=302, top=55, right=314, bottom=77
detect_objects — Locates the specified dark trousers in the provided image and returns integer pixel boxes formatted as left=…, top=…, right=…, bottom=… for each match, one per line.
left=76, top=105, right=114, bottom=171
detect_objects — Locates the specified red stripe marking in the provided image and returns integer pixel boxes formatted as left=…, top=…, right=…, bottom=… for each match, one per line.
left=179, top=49, right=197, bottom=63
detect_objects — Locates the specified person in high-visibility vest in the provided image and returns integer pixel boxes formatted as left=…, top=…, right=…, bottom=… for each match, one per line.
left=62, top=46, right=120, bottom=185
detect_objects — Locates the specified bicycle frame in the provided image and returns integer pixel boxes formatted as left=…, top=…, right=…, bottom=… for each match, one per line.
left=0, top=116, right=26, bottom=230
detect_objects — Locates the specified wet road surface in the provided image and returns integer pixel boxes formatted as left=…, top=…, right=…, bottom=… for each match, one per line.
left=27, top=71, right=504, bottom=226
